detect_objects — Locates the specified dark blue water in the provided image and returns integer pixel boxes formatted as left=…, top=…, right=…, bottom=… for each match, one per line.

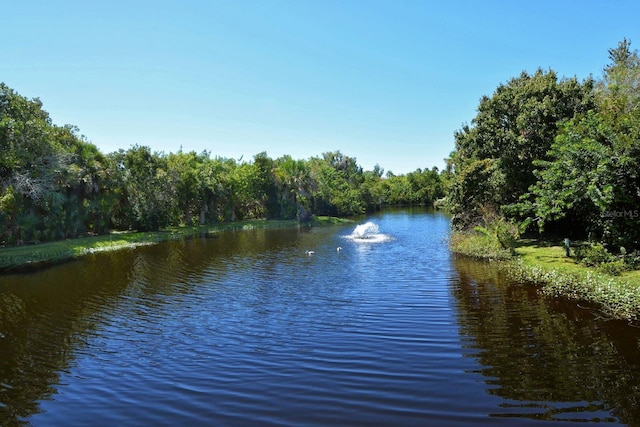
left=1, top=209, right=639, bottom=425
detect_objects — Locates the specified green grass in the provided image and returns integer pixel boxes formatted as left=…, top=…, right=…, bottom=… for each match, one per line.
left=509, top=239, right=640, bottom=320
left=449, top=230, right=513, bottom=261
left=0, top=216, right=353, bottom=273
left=451, top=232, right=640, bottom=320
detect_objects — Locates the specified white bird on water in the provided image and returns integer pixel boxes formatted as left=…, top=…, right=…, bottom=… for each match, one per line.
left=305, top=250, right=315, bottom=256
left=336, top=247, right=342, bottom=252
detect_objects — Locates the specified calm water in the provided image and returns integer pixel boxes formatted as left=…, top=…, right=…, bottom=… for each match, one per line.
left=1, top=209, right=640, bottom=426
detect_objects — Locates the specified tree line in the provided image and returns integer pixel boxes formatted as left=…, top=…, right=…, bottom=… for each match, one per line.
left=7, top=39, right=635, bottom=252
left=448, top=39, right=640, bottom=254
left=0, top=84, right=444, bottom=245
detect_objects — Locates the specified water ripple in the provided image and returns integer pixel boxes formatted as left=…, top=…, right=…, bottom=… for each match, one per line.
left=3, top=211, right=635, bottom=425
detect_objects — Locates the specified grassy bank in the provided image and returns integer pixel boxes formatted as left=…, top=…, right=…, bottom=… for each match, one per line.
left=449, top=230, right=513, bottom=261
left=0, top=216, right=352, bottom=273
left=450, top=231, right=640, bottom=320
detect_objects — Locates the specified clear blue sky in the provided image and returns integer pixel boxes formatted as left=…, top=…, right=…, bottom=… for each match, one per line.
left=3, top=0, right=640, bottom=174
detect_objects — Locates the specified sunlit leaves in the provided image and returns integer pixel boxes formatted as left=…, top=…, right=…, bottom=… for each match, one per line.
left=527, top=40, right=640, bottom=248
left=448, top=69, right=595, bottom=227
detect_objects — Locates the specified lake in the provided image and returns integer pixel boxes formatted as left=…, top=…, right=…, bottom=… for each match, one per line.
left=1, top=208, right=639, bottom=425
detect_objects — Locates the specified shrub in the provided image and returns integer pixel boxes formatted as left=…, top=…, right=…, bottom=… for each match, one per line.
left=623, top=250, right=640, bottom=270
left=450, top=230, right=512, bottom=260
left=597, top=260, right=627, bottom=276
left=574, top=243, right=616, bottom=267
left=494, top=219, right=520, bottom=251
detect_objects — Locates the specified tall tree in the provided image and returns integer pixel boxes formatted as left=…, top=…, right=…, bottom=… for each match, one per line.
left=112, top=146, right=175, bottom=231
left=310, top=151, right=365, bottom=217
left=167, top=150, right=205, bottom=226
left=275, top=155, right=314, bottom=220
left=1, top=84, right=114, bottom=242
left=448, top=69, right=594, bottom=227
left=252, top=152, right=279, bottom=219
left=530, top=39, right=640, bottom=248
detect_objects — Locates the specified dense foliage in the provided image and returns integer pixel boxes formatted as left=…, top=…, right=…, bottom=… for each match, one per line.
left=0, top=83, right=444, bottom=245
left=448, top=68, right=595, bottom=227
left=448, top=39, right=640, bottom=255
left=530, top=40, right=640, bottom=250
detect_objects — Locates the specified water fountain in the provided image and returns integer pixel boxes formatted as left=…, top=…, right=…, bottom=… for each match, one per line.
left=345, top=221, right=391, bottom=243
left=352, top=222, right=379, bottom=239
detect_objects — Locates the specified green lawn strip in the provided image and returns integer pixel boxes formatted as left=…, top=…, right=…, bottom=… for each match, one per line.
left=511, top=240, right=640, bottom=320
left=450, top=232, right=640, bottom=320
left=0, top=216, right=353, bottom=273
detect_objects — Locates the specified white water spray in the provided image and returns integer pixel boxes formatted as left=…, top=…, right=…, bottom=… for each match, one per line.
left=345, top=221, right=391, bottom=243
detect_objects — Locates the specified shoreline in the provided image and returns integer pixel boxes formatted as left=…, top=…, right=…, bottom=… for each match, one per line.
left=0, top=217, right=353, bottom=274
left=450, top=232, right=640, bottom=321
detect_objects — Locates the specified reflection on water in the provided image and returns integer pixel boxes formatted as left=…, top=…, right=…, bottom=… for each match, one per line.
left=453, top=257, right=640, bottom=423
left=0, top=230, right=267, bottom=424
left=1, top=210, right=640, bottom=425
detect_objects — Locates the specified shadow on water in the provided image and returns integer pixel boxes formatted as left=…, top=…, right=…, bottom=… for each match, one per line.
left=0, top=252, right=138, bottom=424
left=0, top=227, right=314, bottom=425
left=452, top=256, right=640, bottom=424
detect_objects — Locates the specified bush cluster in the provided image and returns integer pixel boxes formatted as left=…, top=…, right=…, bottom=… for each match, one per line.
left=573, top=243, right=640, bottom=276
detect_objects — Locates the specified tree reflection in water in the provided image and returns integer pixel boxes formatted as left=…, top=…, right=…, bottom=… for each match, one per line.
left=452, top=256, right=640, bottom=423
left=0, top=228, right=308, bottom=425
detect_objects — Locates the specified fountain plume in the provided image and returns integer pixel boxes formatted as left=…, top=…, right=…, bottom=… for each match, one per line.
left=345, top=221, right=390, bottom=243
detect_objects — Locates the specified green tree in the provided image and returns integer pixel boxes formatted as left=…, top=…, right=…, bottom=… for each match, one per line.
left=530, top=39, right=640, bottom=248
left=1, top=84, right=115, bottom=243
left=112, top=146, right=175, bottom=231
left=406, top=167, right=444, bottom=205
left=310, top=151, right=365, bottom=217
left=448, top=69, right=594, bottom=228
left=360, top=164, right=385, bottom=211
left=275, top=155, right=314, bottom=220
left=599, top=37, right=640, bottom=115
left=252, top=152, right=279, bottom=219
left=229, top=161, right=260, bottom=220
left=1, top=83, right=58, bottom=243
left=167, top=150, right=205, bottom=226
left=197, top=155, right=228, bottom=224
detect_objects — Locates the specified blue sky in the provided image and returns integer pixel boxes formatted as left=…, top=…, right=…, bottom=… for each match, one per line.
left=3, top=1, right=640, bottom=174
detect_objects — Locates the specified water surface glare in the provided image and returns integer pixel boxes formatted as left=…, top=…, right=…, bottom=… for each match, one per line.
left=1, top=209, right=640, bottom=425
